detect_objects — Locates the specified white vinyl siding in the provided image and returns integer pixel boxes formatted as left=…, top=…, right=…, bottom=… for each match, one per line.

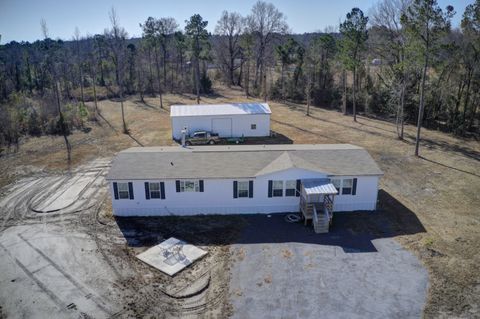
left=110, top=169, right=379, bottom=216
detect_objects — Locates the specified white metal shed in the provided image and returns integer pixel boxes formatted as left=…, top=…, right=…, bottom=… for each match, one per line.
left=170, top=103, right=271, bottom=139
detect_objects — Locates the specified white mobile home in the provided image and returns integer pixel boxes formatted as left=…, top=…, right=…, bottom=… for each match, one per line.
left=170, top=103, right=271, bottom=140
left=106, top=144, right=383, bottom=231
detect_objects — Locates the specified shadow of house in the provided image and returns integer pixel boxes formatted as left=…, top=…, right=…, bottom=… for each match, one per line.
left=243, top=131, right=293, bottom=145
left=114, top=190, right=425, bottom=253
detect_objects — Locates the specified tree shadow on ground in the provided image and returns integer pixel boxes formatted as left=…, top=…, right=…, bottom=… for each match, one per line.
left=419, top=155, right=480, bottom=178
left=133, top=100, right=157, bottom=109
left=115, top=190, right=425, bottom=253
left=125, top=131, right=144, bottom=147
left=271, top=119, right=346, bottom=143
left=242, top=132, right=293, bottom=144
left=417, top=136, right=480, bottom=162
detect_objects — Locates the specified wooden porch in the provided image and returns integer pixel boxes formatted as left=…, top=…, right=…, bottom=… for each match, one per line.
left=299, top=179, right=336, bottom=233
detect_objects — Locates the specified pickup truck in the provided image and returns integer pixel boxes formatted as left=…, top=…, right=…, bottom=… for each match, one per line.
left=185, top=131, right=221, bottom=145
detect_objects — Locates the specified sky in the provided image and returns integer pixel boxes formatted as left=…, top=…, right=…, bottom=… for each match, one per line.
left=0, top=0, right=473, bottom=44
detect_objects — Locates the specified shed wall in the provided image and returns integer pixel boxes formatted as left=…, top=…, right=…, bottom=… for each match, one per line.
left=171, top=114, right=270, bottom=139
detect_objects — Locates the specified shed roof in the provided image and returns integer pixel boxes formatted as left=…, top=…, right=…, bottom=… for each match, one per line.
left=107, top=144, right=383, bottom=180
left=170, top=103, right=271, bottom=117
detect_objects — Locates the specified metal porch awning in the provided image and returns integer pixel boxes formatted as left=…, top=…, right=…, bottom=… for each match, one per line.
left=302, top=179, right=338, bottom=196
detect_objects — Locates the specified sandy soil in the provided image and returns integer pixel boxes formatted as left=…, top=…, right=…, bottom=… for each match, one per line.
left=0, top=85, right=479, bottom=318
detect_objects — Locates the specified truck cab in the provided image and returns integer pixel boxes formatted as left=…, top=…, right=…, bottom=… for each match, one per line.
left=185, top=131, right=220, bottom=145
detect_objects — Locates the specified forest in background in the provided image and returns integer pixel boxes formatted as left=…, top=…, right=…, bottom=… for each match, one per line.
left=0, top=0, right=478, bottom=160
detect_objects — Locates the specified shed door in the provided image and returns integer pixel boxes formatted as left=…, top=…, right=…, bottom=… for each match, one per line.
left=211, top=118, right=232, bottom=137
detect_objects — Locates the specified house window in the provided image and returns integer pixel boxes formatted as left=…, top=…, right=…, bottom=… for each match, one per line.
left=149, top=182, right=161, bottom=199
left=117, top=182, right=130, bottom=199
left=342, top=179, right=353, bottom=195
left=180, top=180, right=199, bottom=192
left=331, top=179, right=341, bottom=194
left=251, top=124, right=257, bottom=130
left=285, top=180, right=296, bottom=196
left=237, top=181, right=249, bottom=198
left=272, top=180, right=283, bottom=197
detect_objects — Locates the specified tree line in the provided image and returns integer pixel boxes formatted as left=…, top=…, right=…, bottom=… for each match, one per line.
left=0, top=0, right=478, bottom=160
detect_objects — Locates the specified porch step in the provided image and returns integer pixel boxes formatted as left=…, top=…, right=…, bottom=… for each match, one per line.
left=313, top=210, right=330, bottom=234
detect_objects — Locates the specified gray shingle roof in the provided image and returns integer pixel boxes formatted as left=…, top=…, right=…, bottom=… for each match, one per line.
left=106, top=144, right=383, bottom=180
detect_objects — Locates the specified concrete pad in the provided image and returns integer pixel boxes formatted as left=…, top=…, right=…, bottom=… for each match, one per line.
left=136, top=237, right=207, bottom=276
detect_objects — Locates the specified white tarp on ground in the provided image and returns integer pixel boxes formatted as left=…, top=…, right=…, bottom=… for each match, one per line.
left=136, top=237, right=207, bottom=276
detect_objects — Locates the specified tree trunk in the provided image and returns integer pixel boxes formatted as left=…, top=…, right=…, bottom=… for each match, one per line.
left=352, top=67, right=357, bottom=122
left=281, top=63, right=286, bottom=103
left=79, top=66, right=85, bottom=106
left=462, top=67, right=472, bottom=135
left=154, top=48, right=163, bottom=108
left=397, top=76, right=406, bottom=140
left=245, top=59, right=250, bottom=98
left=120, top=84, right=128, bottom=134
left=415, top=54, right=429, bottom=157
left=230, top=55, right=235, bottom=86
left=400, top=79, right=405, bottom=139
left=342, top=69, right=347, bottom=115
left=195, top=59, right=201, bottom=104
left=451, top=79, right=464, bottom=132
left=163, top=46, right=167, bottom=89
left=306, top=73, right=312, bottom=116
left=92, top=70, right=98, bottom=117
left=238, top=59, right=243, bottom=87
left=148, top=48, right=154, bottom=95
left=55, top=81, right=71, bottom=163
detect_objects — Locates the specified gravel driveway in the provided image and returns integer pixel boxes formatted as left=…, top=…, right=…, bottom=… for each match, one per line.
left=228, top=213, right=428, bottom=319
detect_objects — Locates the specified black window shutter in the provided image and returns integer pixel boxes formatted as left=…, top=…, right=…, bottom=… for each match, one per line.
left=176, top=180, right=180, bottom=192
left=249, top=180, right=253, bottom=198
left=128, top=182, right=134, bottom=200
left=160, top=182, right=165, bottom=199
left=145, top=182, right=150, bottom=200
left=296, top=179, right=301, bottom=197
left=199, top=180, right=204, bottom=192
left=352, top=178, right=357, bottom=195
left=268, top=180, right=273, bottom=198
left=113, top=182, right=119, bottom=200
left=233, top=181, right=238, bottom=198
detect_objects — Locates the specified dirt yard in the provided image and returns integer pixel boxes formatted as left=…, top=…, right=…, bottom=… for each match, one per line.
left=0, top=85, right=479, bottom=318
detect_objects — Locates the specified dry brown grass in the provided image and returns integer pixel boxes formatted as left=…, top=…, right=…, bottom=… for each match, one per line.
left=0, top=85, right=478, bottom=318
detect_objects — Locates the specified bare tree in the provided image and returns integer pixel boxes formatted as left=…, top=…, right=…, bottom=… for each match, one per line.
left=106, top=7, right=128, bottom=133
left=41, top=20, right=72, bottom=162
left=240, top=32, right=254, bottom=97
left=73, top=27, right=86, bottom=107
left=402, top=0, right=454, bottom=156
left=40, top=18, right=49, bottom=39
left=158, top=18, right=179, bottom=88
left=185, top=14, right=209, bottom=104
left=370, top=0, right=411, bottom=139
left=214, top=11, right=244, bottom=86
left=247, top=1, right=288, bottom=101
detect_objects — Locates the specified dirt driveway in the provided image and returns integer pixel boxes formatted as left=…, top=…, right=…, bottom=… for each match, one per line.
left=228, top=213, right=429, bottom=319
